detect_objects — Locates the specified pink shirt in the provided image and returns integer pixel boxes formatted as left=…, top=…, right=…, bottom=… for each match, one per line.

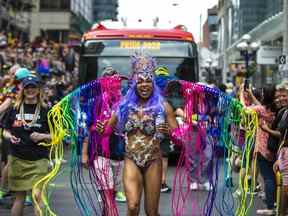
left=250, top=105, right=275, bottom=161
left=278, top=147, right=288, bottom=186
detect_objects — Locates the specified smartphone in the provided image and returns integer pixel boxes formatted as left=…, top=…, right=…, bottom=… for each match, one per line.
left=244, top=79, right=250, bottom=90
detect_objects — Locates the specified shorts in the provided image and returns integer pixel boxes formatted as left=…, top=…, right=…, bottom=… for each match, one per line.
left=94, top=156, right=114, bottom=190
left=8, top=155, right=49, bottom=191
left=160, top=138, right=171, bottom=158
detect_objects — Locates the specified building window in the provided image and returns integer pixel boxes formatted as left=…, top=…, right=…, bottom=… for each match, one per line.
left=46, top=30, right=69, bottom=42
left=40, top=0, right=70, bottom=11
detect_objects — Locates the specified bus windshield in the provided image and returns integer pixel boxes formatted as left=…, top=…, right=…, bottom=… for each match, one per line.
left=79, top=39, right=198, bottom=84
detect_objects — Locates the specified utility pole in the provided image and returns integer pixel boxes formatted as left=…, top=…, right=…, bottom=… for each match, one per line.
left=223, top=0, right=229, bottom=84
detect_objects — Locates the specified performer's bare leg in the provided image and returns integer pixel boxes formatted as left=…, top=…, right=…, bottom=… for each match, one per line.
left=123, top=158, right=143, bottom=216
left=144, top=159, right=162, bottom=216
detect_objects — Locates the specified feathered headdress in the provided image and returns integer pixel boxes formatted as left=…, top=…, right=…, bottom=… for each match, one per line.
left=130, top=51, right=157, bottom=80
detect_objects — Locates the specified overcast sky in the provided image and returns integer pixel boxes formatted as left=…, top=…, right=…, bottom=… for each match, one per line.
left=118, top=0, right=218, bottom=42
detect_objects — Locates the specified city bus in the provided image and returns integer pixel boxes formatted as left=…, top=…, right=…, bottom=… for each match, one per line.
left=78, top=22, right=199, bottom=84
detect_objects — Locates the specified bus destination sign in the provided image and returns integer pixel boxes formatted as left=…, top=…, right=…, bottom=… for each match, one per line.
left=120, top=40, right=160, bottom=50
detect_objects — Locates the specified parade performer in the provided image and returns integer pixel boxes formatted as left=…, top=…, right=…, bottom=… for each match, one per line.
left=39, top=52, right=258, bottom=216
left=95, top=54, right=178, bottom=216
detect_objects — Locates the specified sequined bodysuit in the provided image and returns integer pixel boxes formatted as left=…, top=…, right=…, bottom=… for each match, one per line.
left=124, top=106, right=164, bottom=168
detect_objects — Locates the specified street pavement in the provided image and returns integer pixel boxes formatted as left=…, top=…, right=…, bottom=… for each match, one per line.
left=0, top=158, right=266, bottom=216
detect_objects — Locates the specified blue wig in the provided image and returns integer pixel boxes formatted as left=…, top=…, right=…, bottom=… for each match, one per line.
left=116, top=79, right=165, bottom=133
left=115, top=52, right=166, bottom=133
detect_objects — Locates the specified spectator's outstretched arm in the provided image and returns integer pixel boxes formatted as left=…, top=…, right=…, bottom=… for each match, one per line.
left=30, top=132, right=51, bottom=143
left=164, top=102, right=178, bottom=130
left=90, top=113, right=117, bottom=155
left=261, top=122, right=281, bottom=138
left=246, top=85, right=261, bottom=106
left=0, top=97, right=12, bottom=113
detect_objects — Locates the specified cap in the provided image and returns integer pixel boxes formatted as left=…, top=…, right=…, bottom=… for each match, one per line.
left=15, top=68, right=31, bottom=81
left=22, top=76, right=40, bottom=88
left=155, top=66, right=169, bottom=76
left=102, top=66, right=118, bottom=77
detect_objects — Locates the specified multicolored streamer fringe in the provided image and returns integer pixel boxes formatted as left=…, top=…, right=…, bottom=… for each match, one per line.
left=32, top=77, right=258, bottom=216
left=170, top=81, right=258, bottom=216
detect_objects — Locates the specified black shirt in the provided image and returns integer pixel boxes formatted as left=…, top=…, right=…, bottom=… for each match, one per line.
left=94, top=132, right=125, bottom=161
left=267, top=107, right=288, bottom=156
left=2, top=103, right=50, bottom=161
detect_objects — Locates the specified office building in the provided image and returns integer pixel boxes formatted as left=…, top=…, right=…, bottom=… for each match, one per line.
left=28, top=0, right=93, bottom=42
left=93, top=0, right=118, bottom=22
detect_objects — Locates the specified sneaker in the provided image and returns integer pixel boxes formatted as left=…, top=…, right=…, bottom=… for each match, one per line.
left=161, top=183, right=172, bottom=193
left=254, top=183, right=261, bottom=193
left=96, top=193, right=102, bottom=203
left=189, top=182, right=199, bottom=191
left=24, top=195, right=33, bottom=206
left=115, top=191, right=126, bottom=202
left=247, top=183, right=261, bottom=195
left=256, top=208, right=275, bottom=215
left=233, top=189, right=242, bottom=198
left=0, top=197, right=13, bottom=209
left=0, top=190, right=6, bottom=199
left=257, top=191, right=265, bottom=200
left=247, top=189, right=258, bottom=195
left=54, top=159, right=67, bottom=164
left=2, top=191, right=12, bottom=198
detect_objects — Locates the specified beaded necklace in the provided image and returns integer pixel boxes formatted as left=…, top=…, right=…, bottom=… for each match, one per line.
left=19, top=102, right=41, bottom=129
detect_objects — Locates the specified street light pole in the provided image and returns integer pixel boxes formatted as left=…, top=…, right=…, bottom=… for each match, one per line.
left=236, top=34, right=259, bottom=89
left=205, top=58, right=214, bottom=84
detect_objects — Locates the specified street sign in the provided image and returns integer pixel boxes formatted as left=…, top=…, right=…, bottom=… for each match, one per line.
left=278, top=54, right=288, bottom=79
left=278, top=55, right=287, bottom=65
left=257, top=46, right=282, bottom=65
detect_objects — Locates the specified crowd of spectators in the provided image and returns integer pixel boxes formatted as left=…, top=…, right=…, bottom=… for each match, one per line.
left=0, top=32, right=79, bottom=211
left=0, top=31, right=78, bottom=108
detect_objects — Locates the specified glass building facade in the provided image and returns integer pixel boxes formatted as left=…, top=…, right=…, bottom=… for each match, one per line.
left=0, top=0, right=33, bottom=41
left=265, top=0, right=283, bottom=18
left=93, top=0, right=118, bottom=22
left=207, top=6, right=218, bottom=51
left=237, top=0, right=283, bottom=39
left=40, top=0, right=71, bottom=11
left=71, top=0, right=93, bottom=24
left=239, top=0, right=267, bottom=36
left=27, top=0, right=94, bottom=42
left=40, top=0, right=93, bottom=23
